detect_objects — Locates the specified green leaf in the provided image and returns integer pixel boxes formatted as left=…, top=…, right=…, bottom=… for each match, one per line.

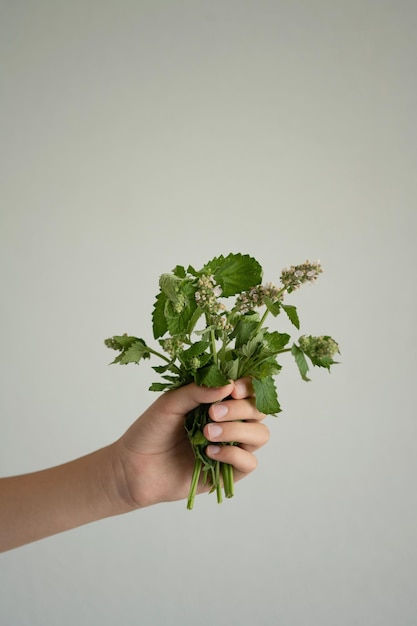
left=201, top=253, right=263, bottom=297
left=119, top=340, right=151, bottom=365
left=291, top=343, right=310, bottom=381
left=233, top=316, right=260, bottom=348
left=181, top=341, right=210, bottom=358
left=223, top=357, right=240, bottom=381
left=255, top=359, right=282, bottom=379
left=159, top=273, right=183, bottom=303
left=264, top=331, right=290, bottom=352
left=240, top=333, right=265, bottom=358
left=149, top=382, right=171, bottom=392
left=195, top=364, right=230, bottom=387
left=265, top=298, right=281, bottom=317
left=105, top=335, right=140, bottom=350
left=166, top=299, right=197, bottom=336
left=172, top=265, right=187, bottom=278
left=281, top=304, right=300, bottom=329
left=252, top=377, right=281, bottom=414
left=152, top=292, right=168, bottom=339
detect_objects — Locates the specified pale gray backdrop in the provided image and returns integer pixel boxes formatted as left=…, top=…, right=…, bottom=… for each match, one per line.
left=1, top=1, right=416, bottom=625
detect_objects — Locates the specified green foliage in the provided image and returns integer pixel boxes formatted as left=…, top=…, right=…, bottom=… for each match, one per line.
left=201, top=253, right=263, bottom=297
left=105, top=252, right=339, bottom=508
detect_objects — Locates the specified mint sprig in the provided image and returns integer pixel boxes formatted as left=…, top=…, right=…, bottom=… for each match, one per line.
left=105, top=253, right=339, bottom=509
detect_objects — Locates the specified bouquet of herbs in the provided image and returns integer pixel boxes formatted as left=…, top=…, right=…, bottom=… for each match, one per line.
left=105, top=253, right=339, bottom=509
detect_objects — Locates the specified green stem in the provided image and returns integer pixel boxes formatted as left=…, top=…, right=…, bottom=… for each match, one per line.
left=215, top=461, right=222, bottom=503
left=210, top=328, right=218, bottom=365
left=147, top=346, right=172, bottom=363
left=254, top=308, right=270, bottom=334
left=222, top=462, right=234, bottom=499
left=187, top=457, right=203, bottom=510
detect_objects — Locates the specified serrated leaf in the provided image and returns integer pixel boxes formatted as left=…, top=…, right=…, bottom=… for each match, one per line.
left=233, top=316, right=260, bottom=348
left=252, top=377, right=281, bottom=414
left=281, top=304, right=300, bottom=329
left=308, top=354, right=338, bottom=370
left=264, top=331, right=290, bottom=352
left=166, top=300, right=197, bottom=336
left=194, top=364, right=230, bottom=387
left=240, top=333, right=264, bottom=358
left=108, top=335, right=141, bottom=350
left=223, top=358, right=240, bottom=380
left=181, top=341, right=210, bottom=358
left=119, top=340, right=151, bottom=365
left=291, top=343, right=310, bottom=381
left=149, top=382, right=171, bottom=392
left=172, top=265, right=187, bottom=278
left=265, top=298, right=281, bottom=317
left=152, top=292, right=168, bottom=339
left=202, top=253, right=263, bottom=297
left=165, top=280, right=198, bottom=336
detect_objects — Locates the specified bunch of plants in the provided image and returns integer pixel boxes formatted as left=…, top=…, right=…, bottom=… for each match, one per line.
left=105, top=253, right=339, bottom=509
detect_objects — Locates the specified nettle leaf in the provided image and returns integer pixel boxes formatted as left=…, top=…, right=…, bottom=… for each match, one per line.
left=281, top=304, right=300, bottom=329
left=223, top=357, right=240, bottom=380
left=202, top=253, right=263, bottom=297
left=119, top=340, right=151, bottom=365
left=265, top=298, right=281, bottom=317
left=194, top=364, right=230, bottom=387
left=165, top=282, right=198, bottom=336
left=240, top=333, right=265, bottom=359
left=256, top=359, right=282, bottom=379
left=181, top=341, right=210, bottom=358
left=149, top=382, right=171, bottom=392
left=252, top=377, right=281, bottom=415
left=233, top=315, right=260, bottom=348
left=107, top=335, right=140, bottom=350
left=159, top=273, right=183, bottom=303
left=172, top=265, right=187, bottom=278
left=264, top=331, right=290, bottom=353
left=308, top=354, right=337, bottom=370
left=152, top=292, right=168, bottom=339
left=291, top=343, right=310, bottom=381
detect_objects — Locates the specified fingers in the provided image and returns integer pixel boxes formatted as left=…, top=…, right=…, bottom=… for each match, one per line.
left=205, top=443, right=261, bottom=475
left=203, top=417, right=270, bottom=475
left=204, top=420, right=270, bottom=452
left=156, top=382, right=234, bottom=421
left=209, top=395, right=263, bottom=423
left=156, top=377, right=257, bottom=423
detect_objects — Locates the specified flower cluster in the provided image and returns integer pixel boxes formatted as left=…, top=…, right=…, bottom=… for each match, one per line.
left=195, top=275, right=233, bottom=333
left=162, top=336, right=184, bottom=357
left=280, top=260, right=322, bottom=293
left=298, top=335, right=339, bottom=360
left=235, top=283, right=282, bottom=314
left=195, top=275, right=223, bottom=309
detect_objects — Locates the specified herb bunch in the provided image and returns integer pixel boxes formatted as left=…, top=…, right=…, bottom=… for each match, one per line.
left=105, top=253, right=339, bottom=509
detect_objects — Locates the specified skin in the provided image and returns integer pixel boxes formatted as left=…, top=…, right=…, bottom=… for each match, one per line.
left=0, top=378, right=269, bottom=552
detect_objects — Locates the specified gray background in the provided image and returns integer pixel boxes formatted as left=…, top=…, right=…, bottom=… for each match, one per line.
left=1, top=1, right=416, bottom=625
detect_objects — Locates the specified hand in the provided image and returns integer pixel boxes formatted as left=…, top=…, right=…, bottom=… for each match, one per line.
left=113, top=378, right=270, bottom=509
left=0, top=378, right=269, bottom=551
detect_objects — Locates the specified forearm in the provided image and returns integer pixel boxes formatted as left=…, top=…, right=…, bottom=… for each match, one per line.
left=0, top=445, right=129, bottom=552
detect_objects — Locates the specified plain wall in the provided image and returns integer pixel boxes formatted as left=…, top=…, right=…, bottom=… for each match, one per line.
left=1, top=1, right=416, bottom=625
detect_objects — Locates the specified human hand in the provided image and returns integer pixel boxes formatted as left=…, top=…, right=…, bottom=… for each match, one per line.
left=112, top=378, right=270, bottom=509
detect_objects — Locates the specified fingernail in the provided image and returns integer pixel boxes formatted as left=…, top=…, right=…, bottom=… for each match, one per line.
left=208, top=424, right=223, bottom=439
left=211, top=404, right=228, bottom=420
left=233, top=381, right=246, bottom=397
left=206, top=444, right=221, bottom=455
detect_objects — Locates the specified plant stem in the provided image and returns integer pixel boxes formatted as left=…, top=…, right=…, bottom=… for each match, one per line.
left=210, top=328, right=218, bottom=365
left=187, top=457, right=202, bottom=510
left=222, top=463, right=234, bottom=498
left=255, top=308, right=270, bottom=334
